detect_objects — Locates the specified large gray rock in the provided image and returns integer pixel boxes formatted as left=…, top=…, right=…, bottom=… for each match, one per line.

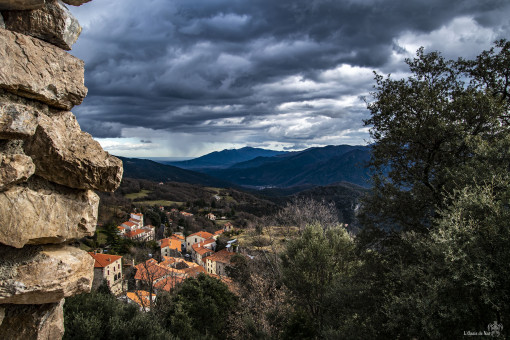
left=3, top=0, right=82, bottom=50
left=0, top=176, right=99, bottom=248
left=62, top=0, right=91, bottom=5
left=0, top=0, right=46, bottom=10
left=0, top=154, right=35, bottom=190
left=0, top=12, right=4, bottom=28
left=0, top=245, right=94, bottom=304
left=24, top=111, right=123, bottom=192
left=0, top=101, right=39, bottom=139
left=0, top=27, right=87, bottom=110
left=0, top=300, right=64, bottom=339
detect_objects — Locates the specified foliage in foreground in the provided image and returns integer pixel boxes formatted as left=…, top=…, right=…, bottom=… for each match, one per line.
left=63, top=287, right=174, bottom=340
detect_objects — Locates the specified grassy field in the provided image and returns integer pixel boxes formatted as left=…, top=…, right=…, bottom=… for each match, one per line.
left=205, top=187, right=221, bottom=193
left=125, top=190, right=152, bottom=199
left=236, top=226, right=299, bottom=253
left=134, top=200, right=184, bottom=207
left=215, top=219, right=232, bottom=226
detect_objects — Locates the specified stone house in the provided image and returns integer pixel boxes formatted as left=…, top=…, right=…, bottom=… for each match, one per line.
left=185, top=231, right=213, bottom=250
left=191, top=238, right=215, bottom=266
left=88, top=252, right=123, bottom=295
left=160, top=237, right=182, bottom=257
left=203, top=249, right=236, bottom=277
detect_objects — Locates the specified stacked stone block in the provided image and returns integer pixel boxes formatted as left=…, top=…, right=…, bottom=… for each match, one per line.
left=0, top=1, right=123, bottom=338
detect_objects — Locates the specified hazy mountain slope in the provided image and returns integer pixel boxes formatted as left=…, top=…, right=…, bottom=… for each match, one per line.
left=281, top=149, right=371, bottom=187
left=165, top=147, right=287, bottom=169
left=202, top=145, right=371, bottom=188
left=118, top=157, right=235, bottom=188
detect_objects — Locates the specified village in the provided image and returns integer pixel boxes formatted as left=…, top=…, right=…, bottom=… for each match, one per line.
left=87, top=210, right=242, bottom=311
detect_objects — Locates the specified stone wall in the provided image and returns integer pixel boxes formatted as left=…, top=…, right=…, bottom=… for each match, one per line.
left=0, top=1, right=122, bottom=338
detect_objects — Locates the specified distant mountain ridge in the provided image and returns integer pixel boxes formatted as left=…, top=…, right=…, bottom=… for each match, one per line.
left=118, top=157, right=236, bottom=188
left=202, top=145, right=372, bottom=188
left=121, top=144, right=372, bottom=190
left=164, top=147, right=287, bottom=169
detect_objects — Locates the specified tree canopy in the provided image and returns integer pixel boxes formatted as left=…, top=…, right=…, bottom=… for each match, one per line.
left=354, top=40, right=510, bottom=339
left=362, top=40, right=510, bottom=232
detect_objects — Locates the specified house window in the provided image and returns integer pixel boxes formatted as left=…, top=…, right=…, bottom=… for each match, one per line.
left=114, top=266, right=116, bottom=272
left=195, top=238, right=197, bottom=243
left=107, top=270, right=109, bottom=275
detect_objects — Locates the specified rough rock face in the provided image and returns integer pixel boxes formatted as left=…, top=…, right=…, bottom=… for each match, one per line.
left=0, top=1, right=122, bottom=338
left=62, top=0, right=91, bottom=5
left=0, top=0, right=46, bottom=10
left=0, top=176, right=99, bottom=248
left=0, top=245, right=94, bottom=304
left=2, top=0, right=82, bottom=50
left=0, top=154, right=35, bottom=190
left=0, top=27, right=87, bottom=110
left=0, top=100, right=39, bottom=139
left=0, top=301, right=65, bottom=339
left=24, top=111, right=123, bottom=191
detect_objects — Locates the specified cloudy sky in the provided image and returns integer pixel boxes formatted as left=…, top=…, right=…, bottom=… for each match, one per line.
left=68, top=0, right=510, bottom=158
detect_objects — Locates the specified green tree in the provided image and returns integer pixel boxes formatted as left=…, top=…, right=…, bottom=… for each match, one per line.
left=280, top=224, right=356, bottom=337
left=375, top=177, right=510, bottom=339
left=362, top=40, right=509, bottom=232
left=352, top=40, right=510, bottom=339
left=64, top=290, right=174, bottom=340
left=161, top=273, right=237, bottom=340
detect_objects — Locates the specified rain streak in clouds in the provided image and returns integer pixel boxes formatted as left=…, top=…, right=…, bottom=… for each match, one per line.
left=69, top=0, right=510, bottom=157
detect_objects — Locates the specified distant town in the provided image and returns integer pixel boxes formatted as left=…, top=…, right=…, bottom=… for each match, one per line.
left=88, top=209, right=242, bottom=311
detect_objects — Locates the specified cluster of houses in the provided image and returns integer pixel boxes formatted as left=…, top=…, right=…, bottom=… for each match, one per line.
left=88, top=211, right=241, bottom=311
left=117, top=212, right=155, bottom=241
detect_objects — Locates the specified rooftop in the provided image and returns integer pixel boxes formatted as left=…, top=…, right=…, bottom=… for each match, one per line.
left=88, top=252, right=122, bottom=268
left=187, top=231, right=213, bottom=240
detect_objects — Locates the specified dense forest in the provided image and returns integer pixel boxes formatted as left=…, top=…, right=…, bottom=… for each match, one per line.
left=65, top=41, right=510, bottom=339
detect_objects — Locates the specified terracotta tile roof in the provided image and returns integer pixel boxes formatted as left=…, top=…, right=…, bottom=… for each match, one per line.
left=184, top=260, right=198, bottom=268
left=117, top=226, right=125, bottom=231
left=88, top=252, right=122, bottom=268
left=187, top=231, right=213, bottom=240
left=183, top=266, right=206, bottom=278
left=171, top=241, right=182, bottom=251
left=202, top=238, right=215, bottom=246
left=192, top=243, right=214, bottom=256
left=154, top=276, right=184, bottom=292
left=125, top=229, right=147, bottom=238
left=171, top=234, right=185, bottom=240
left=214, top=229, right=224, bottom=236
left=122, top=221, right=136, bottom=227
left=131, top=213, right=143, bottom=218
left=135, top=259, right=172, bottom=281
left=135, top=259, right=186, bottom=282
left=160, top=238, right=182, bottom=251
left=206, top=249, right=235, bottom=265
left=126, top=290, right=151, bottom=309
left=159, top=257, right=188, bottom=269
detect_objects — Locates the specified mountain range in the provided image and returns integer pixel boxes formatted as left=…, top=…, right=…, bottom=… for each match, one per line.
left=135, top=144, right=373, bottom=189
left=164, top=146, right=286, bottom=169
left=118, top=157, right=236, bottom=188
left=200, top=145, right=372, bottom=188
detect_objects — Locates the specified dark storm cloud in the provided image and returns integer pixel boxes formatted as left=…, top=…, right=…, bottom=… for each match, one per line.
left=69, top=0, right=510, bottom=151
